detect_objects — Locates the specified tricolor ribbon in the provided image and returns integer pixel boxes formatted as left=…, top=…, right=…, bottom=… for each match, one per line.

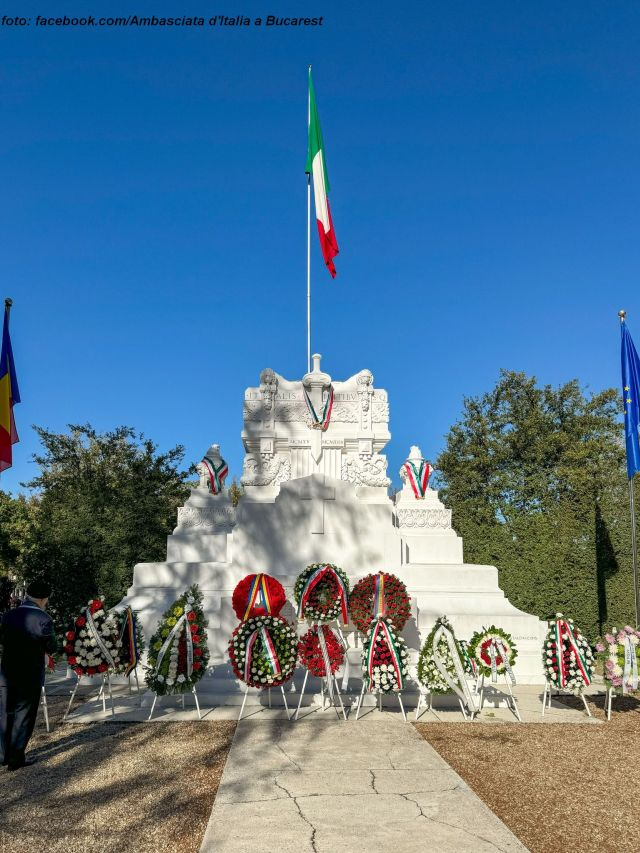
left=373, top=573, right=386, bottom=619
left=303, top=386, right=334, bottom=430
left=297, top=564, right=348, bottom=624
left=366, top=618, right=405, bottom=692
left=244, top=624, right=281, bottom=683
left=154, top=605, right=194, bottom=681
left=403, top=460, right=431, bottom=499
left=623, top=635, right=638, bottom=694
left=334, top=624, right=351, bottom=691
left=243, top=574, right=272, bottom=621
left=201, top=454, right=228, bottom=494
left=554, top=619, right=590, bottom=688
left=432, top=623, right=477, bottom=715
left=488, top=638, right=515, bottom=685
left=118, top=606, right=139, bottom=676
left=85, top=607, right=117, bottom=670
left=316, top=624, right=335, bottom=700
left=459, top=640, right=478, bottom=677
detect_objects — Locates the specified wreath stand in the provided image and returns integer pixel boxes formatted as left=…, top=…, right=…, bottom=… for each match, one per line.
left=63, top=673, right=115, bottom=720
left=603, top=686, right=639, bottom=721
left=293, top=668, right=347, bottom=721
left=40, top=686, right=50, bottom=733
left=477, top=673, right=522, bottom=722
left=541, top=682, right=591, bottom=717
left=238, top=683, right=290, bottom=722
left=414, top=689, right=476, bottom=722
left=148, top=685, right=201, bottom=721
left=355, top=682, right=407, bottom=721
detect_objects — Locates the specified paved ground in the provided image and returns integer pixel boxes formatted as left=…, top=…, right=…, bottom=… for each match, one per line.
left=199, top=715, right=528, bottom=853
left=65, top=680, right=601, bottom=724
left=0, top=689, right=235, bottom=853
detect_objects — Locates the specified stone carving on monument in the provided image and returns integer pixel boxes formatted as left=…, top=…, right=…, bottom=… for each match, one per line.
left=121, top=355, right=548, bottom=695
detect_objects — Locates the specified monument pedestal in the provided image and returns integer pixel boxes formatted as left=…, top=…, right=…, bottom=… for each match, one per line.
left=121, top=358, right=547, bottom=692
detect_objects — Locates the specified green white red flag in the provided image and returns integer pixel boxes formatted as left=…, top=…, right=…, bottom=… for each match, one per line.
left=306, top=70, right=339, bottom=278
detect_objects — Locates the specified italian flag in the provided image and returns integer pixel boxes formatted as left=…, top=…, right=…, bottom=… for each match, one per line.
left=306, top=70, right=339, bottom=278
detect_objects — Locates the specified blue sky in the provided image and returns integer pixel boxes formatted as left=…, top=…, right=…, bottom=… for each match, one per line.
left=1, top=1, right=639, bottom=493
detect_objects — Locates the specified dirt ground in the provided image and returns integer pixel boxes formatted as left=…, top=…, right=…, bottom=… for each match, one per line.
left=0, top=693, right=236, bottom=853
left=416, top=692, right=640, bottom=853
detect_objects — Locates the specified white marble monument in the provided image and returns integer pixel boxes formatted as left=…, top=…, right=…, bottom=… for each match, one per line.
left=121, top=355, right=547, bottom=693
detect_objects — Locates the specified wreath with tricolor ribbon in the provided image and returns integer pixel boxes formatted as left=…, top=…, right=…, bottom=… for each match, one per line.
left=228, top=615, right=298, bottom=688
left=543, top=613, right=594, bottom=693
left=468, top=625, right=517, bottom=683
left=232, top=573, right=286, bottom=621
left=64, top=597, right=124, bottom=677
left=361, top=617, right=409, bottom=693
left=596, top=625, right=640, bottom=695
left=145, top=584, right=209, bottom=696
left=349, top=572, right=411, bottom=634
left=112, top=607, right=145, bottom=676
left=294, top=563, right=350, bottom=624
left=298, top=624, right=345, bottom=677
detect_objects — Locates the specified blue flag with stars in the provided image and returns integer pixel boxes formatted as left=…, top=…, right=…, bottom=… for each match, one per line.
left=621, top=321, right=640, bottom=479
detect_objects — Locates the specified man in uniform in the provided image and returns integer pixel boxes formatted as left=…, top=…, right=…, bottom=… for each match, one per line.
left=0, top=579, right=56, bottom=771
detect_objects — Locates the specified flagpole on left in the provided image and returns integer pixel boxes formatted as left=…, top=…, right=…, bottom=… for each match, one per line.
left=307, top=65, right=312, bottom=374
left=620, top=309, right=640, bottom=628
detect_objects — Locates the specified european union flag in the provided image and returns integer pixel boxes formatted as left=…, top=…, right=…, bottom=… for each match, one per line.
left=621, top=320, right=640, bottom=479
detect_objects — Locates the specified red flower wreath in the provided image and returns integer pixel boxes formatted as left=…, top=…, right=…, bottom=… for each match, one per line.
left=349, top=572, right=411, bottom=634
left=232, top=573, right=287, bottom=620
left=297, top=625, right=345, bottom=677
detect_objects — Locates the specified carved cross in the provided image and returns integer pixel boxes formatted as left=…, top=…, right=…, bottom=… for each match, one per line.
left=299, top=480, right=336, bottom=534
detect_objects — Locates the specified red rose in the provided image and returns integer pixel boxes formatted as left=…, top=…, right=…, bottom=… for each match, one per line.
left=187, top=611, right=197, bottom=622
left=74, top=667, right=83, bottom=676
left=191, top=636, right=201, bottom=644
left=87, top=666, right=97, bottom=675
left=66, top=631, right=75, bottom=641
left=64, top=644, right=73, bottom=653
left=190, top=623, right=198, bottom=633
left=194, top=647, right=203, bottom=657
left=68, top=656, right=77, bottom=665
left=193, top=661, right=202, bottom=671
left=76, top=616, right=86, bottom=627
left=90, top=600, right=103, bottom=614
left=98, top=663, right=108, bottom=673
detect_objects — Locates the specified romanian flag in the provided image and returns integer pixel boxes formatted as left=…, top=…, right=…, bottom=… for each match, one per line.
left=306, top=69, right=339, bottom=278
left=0, top=303, right=20, bottom=472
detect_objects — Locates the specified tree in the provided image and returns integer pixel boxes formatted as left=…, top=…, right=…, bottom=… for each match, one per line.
left=21, top=424, right=190, bottom=632
left=436, top=371, right=637, bottom=639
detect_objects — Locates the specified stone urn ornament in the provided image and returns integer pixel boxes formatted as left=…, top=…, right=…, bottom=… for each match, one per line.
left=197, top=443, right=229, bottom=494
left=399, top=446, right=433, bottom=499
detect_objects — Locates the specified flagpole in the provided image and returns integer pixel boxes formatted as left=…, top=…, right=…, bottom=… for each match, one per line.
left=0, top=299, right=12, bottom=482
left=620, top=309, right=640, bottom=628
left=307, top=65, right=312, bottom=374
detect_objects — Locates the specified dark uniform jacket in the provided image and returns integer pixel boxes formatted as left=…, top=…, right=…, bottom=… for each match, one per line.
left=0, top=600, right=57, bottom=688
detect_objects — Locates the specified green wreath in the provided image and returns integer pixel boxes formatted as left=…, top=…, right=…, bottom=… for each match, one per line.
left=145, top=584, right=209, bottom=696
left=294, top=563, right=350, bottom=623
left=228, top=615, right=298, bottom=688
left=468, top=625, right=517, bottom=679
left=417, top=616, right=467, bottom=695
